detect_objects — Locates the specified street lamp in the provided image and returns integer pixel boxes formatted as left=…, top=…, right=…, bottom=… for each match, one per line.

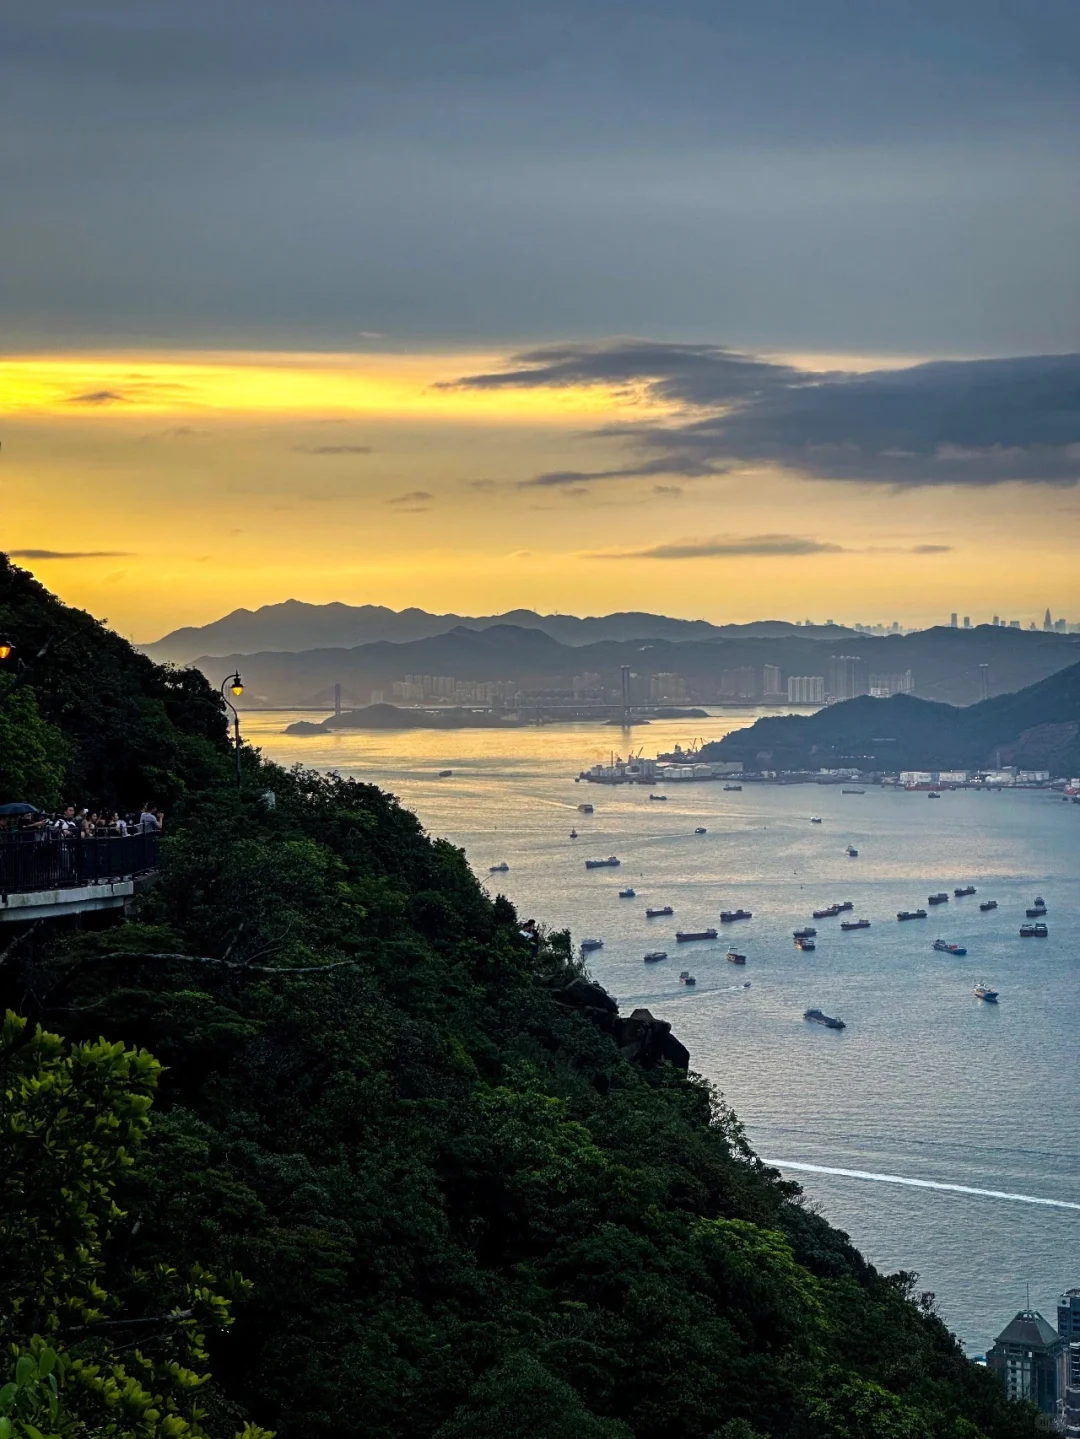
left=221, top=671, right=244, bottom=790
left=0, top=640, right=12, bottom=662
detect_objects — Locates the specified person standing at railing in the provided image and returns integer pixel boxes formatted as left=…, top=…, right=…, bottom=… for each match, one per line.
left=138, top=804, right=161, bottom=834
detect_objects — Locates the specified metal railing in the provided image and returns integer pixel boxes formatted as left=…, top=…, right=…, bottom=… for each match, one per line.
left=0, top=832, right=160, bottom=898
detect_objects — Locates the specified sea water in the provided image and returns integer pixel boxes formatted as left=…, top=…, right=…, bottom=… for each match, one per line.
left=246, top=710, right=1080, bottom=1353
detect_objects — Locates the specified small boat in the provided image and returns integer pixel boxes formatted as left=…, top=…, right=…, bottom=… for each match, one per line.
left=438, top=769, right=453, bottom=777
left=724, top=784, right=742, bottom=792
left=927, top=892, right=949, bottom=905
left=580, top=938, right=604, bottom=952
left=649, top=793, right=667, bottom=801
left=897, top=909, right=927, bottom=921
left=810, top=816, right=822, bottom=823
left=1033, top=922, right=1048, bottom=937
left=837, top=901, right=854, bottom=913
left=618, top=887, right=636, bottom=898
left=1025, top=906, right=1047, bottom=918
left=679, top=970, right=696, bottom=985
left=793, top=927, right=817, bottom=938
left=646, top=905, right=673, bottom=917
left=1020, top=923, right=1036, bottom=937
left=979, top=900, right=998, bottom=912
left=933, top=939, right=967, bottom=955
left=676, top=929, right=718, bottom=942
left=489, top=862, right=510, bottom=873
left=720, top=908, right=752, bottom=922
left=795, top=937, right=816, bottom=951
left=954, top=885, right=976, bottom=897
left=841, top=918, right=870, bottom=931
left=578, top=803, right=594, bottom=814
left=927, top=791, right=941, bottom=799
left=813, top=905, right=841, bottom=919
left=569, top=829, right=578, bottom=838
left=726, top=950, right=747, bottom=964
left=842, top=789, right=865, bottom=795
left=585, top=856, right=620, bottom=869
left=845, top=846, right=859, bottom=857
left=694, top=827, right=707, bottom=834
left=1034, top=896, right=1045, bottom=906
left=805, top=1008, right=845, bottom=1030
left=974, top=984, right=999, bottom=1002
left=643, top=950, right=668, bottom=963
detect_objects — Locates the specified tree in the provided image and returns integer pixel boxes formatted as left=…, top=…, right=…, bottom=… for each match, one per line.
left=0, top=680, right=65, bottom=807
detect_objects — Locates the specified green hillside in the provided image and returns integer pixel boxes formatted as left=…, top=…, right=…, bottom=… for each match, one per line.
left=0, top=558, right=1041, bottom=1439
left=701, top=660, right=1080, bottom=774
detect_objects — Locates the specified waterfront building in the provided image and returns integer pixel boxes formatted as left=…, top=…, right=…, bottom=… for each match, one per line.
left=826, top=655, right=869, bottom=701
left=762, top=664, right=783, bottom=698
left=719, top=667, right=758, bottom=699
left=1059, top=1290, right=1080, bottom=1343
left=986, top=1309, right=1064, bottom=1414
left=869, top=669, right=914, bottom=698
left=649, top=672, right=688, bottom=702
left=787, top=675, right=825, bottom=704
left=1063, top=1342, right=1080, bottom=1437
left=899, top=771, right=935, bottom=786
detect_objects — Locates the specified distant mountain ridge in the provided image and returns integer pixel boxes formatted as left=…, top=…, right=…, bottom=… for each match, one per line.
left=141, top=599, right=858, bottom=663
left=189, top=621, right=1080, bottom=710
left=700, top=660, right=1080, bottom=776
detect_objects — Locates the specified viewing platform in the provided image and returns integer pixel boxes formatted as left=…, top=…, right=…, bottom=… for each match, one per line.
left=0, top=832, right=160, bottom=922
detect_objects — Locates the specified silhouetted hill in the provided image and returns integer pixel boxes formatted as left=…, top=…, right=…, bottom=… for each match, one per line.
left=191, top=622, right=1080, bottom=709
left=701, top=660, right=1080, bottom=775
left=142, top=599, right=857, bottom=662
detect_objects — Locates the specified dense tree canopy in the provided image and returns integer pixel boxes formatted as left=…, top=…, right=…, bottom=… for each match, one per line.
left=0, top=558, right=1043, bottom=1438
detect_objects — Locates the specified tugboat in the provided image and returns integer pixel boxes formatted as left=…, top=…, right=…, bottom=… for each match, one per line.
left=841, top=918, right=870, bottom=931
left=489, top=862, right=510, bottom=873
left=618, top=887, right=636, bottom=898
left=928, top=892, right=949, bottom=905
left=933, top=939, right=967, bottom=955
left=580, top=938, right=604, bottom=952
left=846, top=845, right=859, bottom=857
left=676, top=928, right=718, bottom=942
left=793, top=927, right=817, bottom=939
left=897, top=909, right=928, bottom=921
left=974, top=983, right=999, bottom=1002
left=646, top=905, right=674, bottom=917
left=585, top=855, right=620, bottom=869
left=804, top=1008, right=846, bottom=1030
left=726, top=950, right=747, bottom=964
left=813, top=904, right=842, bottom=919
left=979, top=900, right=998, bottom=912
left=954, top=885, right=977, bottom=897
left=679, top=970, right=696, bottom=985
left=643, top=951, right=668, bottom=963
left=810, top=816, right=822, bottom=823
left=695, top=827, right=707, bottom=834
left=794, top=936, right=816, bottom=951
left=720, top=908, right=753, bottom=922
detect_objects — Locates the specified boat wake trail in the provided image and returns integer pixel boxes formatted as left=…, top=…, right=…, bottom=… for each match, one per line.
left=763, top=1160, right=1080, bottom=1211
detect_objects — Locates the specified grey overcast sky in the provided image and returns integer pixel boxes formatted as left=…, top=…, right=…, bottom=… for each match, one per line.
left=4, top=0, right=1079, bottom=354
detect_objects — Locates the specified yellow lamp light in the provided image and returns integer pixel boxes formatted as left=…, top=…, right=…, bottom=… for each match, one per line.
left=229, top=674, right=244, bottom=697
left=0, top=640, right=11, bottom=662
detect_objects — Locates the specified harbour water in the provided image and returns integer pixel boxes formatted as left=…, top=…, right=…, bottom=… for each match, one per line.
left=246, top=710, right=1080, bottom=1353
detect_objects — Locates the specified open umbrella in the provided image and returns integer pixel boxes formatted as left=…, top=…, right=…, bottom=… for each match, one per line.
left=0, top=802, right=42, bottom=816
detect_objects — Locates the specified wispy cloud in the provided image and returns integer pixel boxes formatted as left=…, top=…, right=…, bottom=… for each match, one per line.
left=294, top=444, right=373, bottom=455
left=587, top=534, right=848, bottom=560
left=9, top=548, right=133, bottom=560
left=67, top=389, right=126, bottom=405
left=386, top=490, right=432, bottom=509
left=453, top=343, right=1080, bottom=489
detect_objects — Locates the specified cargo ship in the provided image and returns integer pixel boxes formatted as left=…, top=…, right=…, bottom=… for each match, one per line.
left=793, top=927, right=817, bottom=939
left=643, top=950, right=668, bottom=963
left=1020, top=922, right=1048, bottom=938
left=1026, top=905, right=1047, bottom=918
left=580, top=938, right=604, bottom=952
left=585, top=856, right=620, bottom=869
left=618, top=887, right=636, bottom=898
left=794, top=937, right=816, bottom=951
left=726, top=950, right=747, bottom=964
left=841, top=918, right=870, bottom=931
left=897, top=909, right=927, bottom=921
left=676, top=929, right=718, bottom=942
left=954, top=885, right=976, bottom=897
left=933, top=939, right=967, bottom=955
left=979, top=900, right=997, bottom=912
left=928, top=893, right=949, bottom=905
left=489, top=862, right=510, bottom=873
left=974, top=983, right=999, bottom=1002
left=720, top=908, right=753, bottom=922
left=813, top=904, right=842, bottom=919
left=804, top=1008, right=846, bottom=1030
left=724, top=784, right=742, bottom=791
left=646, top=905, right=673, bottom=917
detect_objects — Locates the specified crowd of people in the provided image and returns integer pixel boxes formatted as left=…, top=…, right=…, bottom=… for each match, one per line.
left=1, top=804, right=165, bottom=840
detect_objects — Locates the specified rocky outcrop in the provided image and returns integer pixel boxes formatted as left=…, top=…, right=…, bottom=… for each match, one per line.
left=555, top=979, right=690, bottom=1070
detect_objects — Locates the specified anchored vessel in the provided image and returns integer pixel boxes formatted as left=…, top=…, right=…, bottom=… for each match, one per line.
left=649, top=794, right=667, bottom=802
left=974, top=983, right=999, bottom=1002
left=676, top=928, right=718, bottom=942
left=643, top=950, right=668, bottom=963
left=720, top=908, right=753, bottom=922
left=846, top=846, right=859, bottom=857
left=954, top=885, right=977, bottom=897
left=585, top=855, right=620, bottom=869
left=933, top=939, right=967, bottom=955
left=813, top=904, right=842, bottom=919
left=679, top=970, right=696, bottom=985
left=928, top=892, right=949, bottom=905
left=1020, top=922, right=1049, bottom=937
left=618, top=887, right=636, bottom=898
left=841, top=918, right=870, bottom=930
left=580, top=938, right=604, bottom=952
left=724, top=784, right=742, bottom=791
left=695, top=827, right=707, bottom=834
left=578, top=802, right=594, bottom=813
left=979, top=900, right=998, bottom=911
left=897, top=909, right=928, bottom=921
left=795, top=937, right=816, bottom=951
left=805, top=1008, right=846, bottom=1030
left=646, top=905, right=674, bottom=917
left=489, top=862, right=510, bottom=873
left=1026, top=905, right=1047, bottom=917
left=810, top=816, right=822, bottom=823
left=438, top=769, right=453, bottom=777
left=793, top=927, right=817, bottom=939
left=726, top=950, right=747, bottom=964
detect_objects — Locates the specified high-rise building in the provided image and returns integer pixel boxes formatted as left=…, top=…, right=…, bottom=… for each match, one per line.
left=762, top=664, right=783, bottom=697
left=787, top=675, right=825, bottom=704
left=719, top=667, right=758, bottom=699
left=1064, top=1342, right=1080, bottom=1437
left=979, top=663, right=990, bottom=701
left=1045, top=608, right=1054, bottom=631
left=649, top=672, right=687, bottom=702
left=963, top=616, right=971, bottom=628
left=1059, top=1290, right=1080, bottom=1343
left=826, top=655, right=869, bottom=702
left=868, top=670, right=914, bottom=698
left=986, top=1309, right=1064, bottom=1415
left=950, top=613, right=958, bottom=627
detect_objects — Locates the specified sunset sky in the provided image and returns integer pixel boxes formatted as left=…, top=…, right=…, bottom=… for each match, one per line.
left=3, top=0, right=1078, bottom=641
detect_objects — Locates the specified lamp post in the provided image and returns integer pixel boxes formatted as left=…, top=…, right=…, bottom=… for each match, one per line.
left=220, top=672, right=244, bottom=790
